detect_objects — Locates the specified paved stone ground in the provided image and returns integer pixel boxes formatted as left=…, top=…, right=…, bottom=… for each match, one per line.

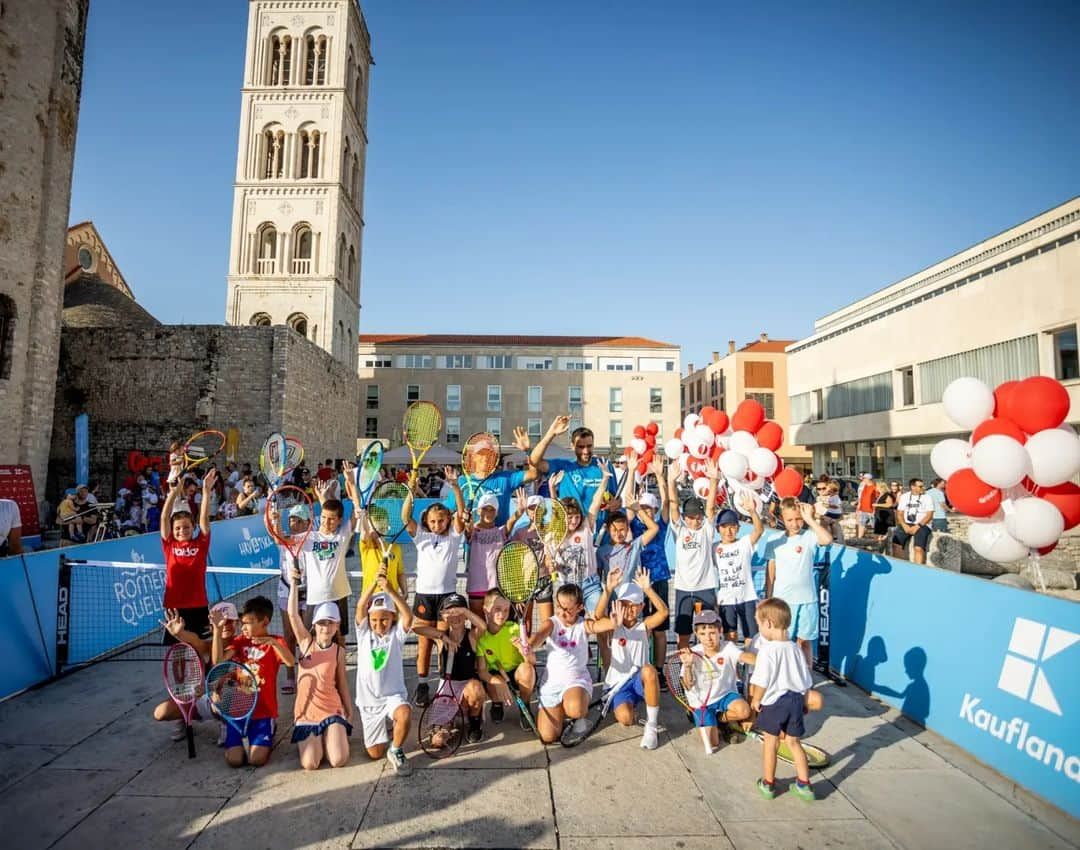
left=1, top=648, right=1077, bottom=850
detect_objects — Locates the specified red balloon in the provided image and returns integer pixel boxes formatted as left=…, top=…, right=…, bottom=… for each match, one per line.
left=772, top=467, right=803, bottom=498
left=708, top=444, right=722, bottom=461
left=636, top=460, right=648, bottom=476
left=731, top=399, right=765, bottom=433
left=1034, top=481, right=1080, bottom=531
left=1011, top=376, right=1071, bottom=433
left=1037, top=542, right=1057, bottom=556
left=993, top=380, right=1021, bottom=423
left=645, top=422, right=659, bottom=436
left=632, top=425, right=646, bottom=440
left=645, top=434, right=656, bottom=447
left=674, top=427, right=684, bottom=440
left=971, top=417, right=1027, bottom=445
left=642, top=449, right=654, bottom=464
left=687, top=457, right=707, bottom=477
left=756, top=420, right=784, bottom=452
left=708, top=410, right=730, bottom=434
left=946, top=469, right=1002, bottom=518
left=623, top=446, right=634, bottom=457
left=700, top=405, right=717, bottom=420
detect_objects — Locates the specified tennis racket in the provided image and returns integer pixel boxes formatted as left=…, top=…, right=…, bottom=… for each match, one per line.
left=558, top=687, right=614, bottom=747
left=418, top=649, right=465, bottom=758
left=368, top=480, right=411, bottom=566
left=488, top=657, right=538, bottom=737
left=496, top=541, right=541, bottom=652
left=164, top=642, right=205, bottom=758
left=205, top=660, right=259, bottom=747
left=284, top=437, right=305, bottom=478
left=265, top=484, right=314, bottom=605
left=461, top=432, right=500, bottom=513
left=402, top=401, right=442, bottom=483
left=260, top=432, right=287, bottom=487
left=533, top=497, right=567, bottom=568
left=181, top=430, right=226, bottom=475
left=741, top=727, right=831, bottom=768
left=354, top=441, right=383, bottom=508
left=665, top=651, right=724, bottom=734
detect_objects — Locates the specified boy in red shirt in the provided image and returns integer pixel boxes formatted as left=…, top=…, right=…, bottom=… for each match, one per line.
left=212, top=595, right=294, bottom=767
left=160, top=468, right=217, bottom=644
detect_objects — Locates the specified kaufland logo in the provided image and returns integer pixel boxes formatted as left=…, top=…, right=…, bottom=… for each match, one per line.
left=997, top=618, right=1079, bottom=716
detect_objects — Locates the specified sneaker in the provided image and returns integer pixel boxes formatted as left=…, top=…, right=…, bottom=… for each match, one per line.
left=756, top=778, right=777, bottom=800
left=170, top=719, right=187, bottom=742
left=791, top=780, right=815, bottom=802
left=571, top=717, right=589, bottom=735
left=216, top=723, right=227, bottom=747
left=658, top=670, right=669, bottom=692
left=412, top=682, right=430, bottom=707
left=490, top=702, right=504, bottom=724
left=467, top=719, right=483, bottom=744
left=387, top=746, right=412, bottom=776
left=640, top=723, right=658, bottom=750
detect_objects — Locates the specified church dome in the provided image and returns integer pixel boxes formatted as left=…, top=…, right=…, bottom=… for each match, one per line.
left=62, top=272, right=160, bottom=328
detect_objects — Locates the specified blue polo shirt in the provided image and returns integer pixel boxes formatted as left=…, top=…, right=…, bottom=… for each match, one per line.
left=631, top=517, right=670, bottom=582
left=444, top=469, right=527, bottom=526
left=547, top=458, right=616, bottom=517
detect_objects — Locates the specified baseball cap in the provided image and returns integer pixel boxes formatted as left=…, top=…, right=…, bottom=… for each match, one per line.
left=861, top=472, right=873, bottom=480
left=288, top=503, right=311, bottom=521
left=312, top=601, right=341, bottom=623
left=692, top=609, right=720, bottom=626
left=439, top=592, right=469, bottom=613
left=64, top=488, right=77, bottom=497
left=716, top=509, right=740, bottom=526
left=614, top=583, right=644, bottom=605
left=210, top=601, right=238, bottom=621
left=477, top=494, right=499, bottom=511
left=681, top=497, right=705, bottom=518
left=526, top=495, right=543, bottom=508
left=369, top=593, right=394, bottom=613
left=639, top=493, right=659, bottom=510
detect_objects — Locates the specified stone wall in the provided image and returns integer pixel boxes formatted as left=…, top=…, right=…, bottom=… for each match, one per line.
left=0, top=0, right=88, bottom=504
left=49, top=325, right=359, bottom=497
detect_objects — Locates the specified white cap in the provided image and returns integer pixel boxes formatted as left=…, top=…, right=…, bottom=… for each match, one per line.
left=526, top=495, right=542, bottom=508
left=615, top=583, right=644, bottom=605
left=210, top=601, right=238, bottom=621
left=312, top=601, right=341, bottom=623
left=861, top=472, right=873, bottom=480
left=639, top=493, right=659, bottom=509
left=477, top=494, right=499, bottom=511
left=369, top=594, right=394, bottom=613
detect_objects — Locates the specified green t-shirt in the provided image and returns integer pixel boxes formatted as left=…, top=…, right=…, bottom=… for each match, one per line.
left=477, top=621, right=523, bottom=673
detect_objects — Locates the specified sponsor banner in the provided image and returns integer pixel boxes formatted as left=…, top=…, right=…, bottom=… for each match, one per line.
left=75, top=413, right=89, bottom=486
left=829, top=545, right=1080, bottom=817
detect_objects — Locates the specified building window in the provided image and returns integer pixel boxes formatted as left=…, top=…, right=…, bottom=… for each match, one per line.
left=268, top=34, right=293, bottom=86
left=487, top=385, right=502, bottom=412
left=813, top=389, right=824, bottom=421
left=366, top=385, right=379, bottom=410
left=0, top=294, right=15, bottom=380
left=528, top=418, right=542, bottom=439
left=568, top=386, right=583, bottom=413
left=256, top=224, right=277, bottom=274
left=291, top=225, right=313, bottom=274
left=560, top=357, right=593, bottom=371
left=569, top=417, right=583, bottom=433
left=1051, top=325, right=1079, bottom=381
left=609, top=387, right=623, bottom=413
left=287, top=312, right=308, bottom=338
left=406, top=384, right=420, bottom=403
left=249, top=312, right=272, bottom=327
left=639, top=356, right=676, bottom=372
left=486, top=418, right=502, bottom=444
left=918, top=335, right=1038, bottom=405
left=609, top=420, right=622, bottom=448
left=364, top=417, right=378, bottom=438
left=744, top=361, right=775, bottom=388
left=364, top=357, right=391, bottom=368
left=398, top=354, right=433, bottom=368
left=745, top=391, right=775, bottom=419
left=824, top=373, right=891, bottom=419
left=649, top=387, right=662, bottom=414
left=446, top=384, right=461, bottom=412
left=77, top=247, right=94, bottom=271
left=446, top=417, right=461, bottom=445
left=342, top=139, right=351, bottom=197
left=477, top=354, right=512, bottom=369
left=528, top=385, right=542, bottom=413
left=439, top=355, right=473, bottom=369
left=347, top=246, right=356, bottom=287
left=351, top=152, right=361, bottom=200
left=303, top=35, right=328, bottom=86
left=899, top=366, right=915, bottom=407
left=518, top=356, right=553, bottom=370
left=600, top=357, right=634, bottom=372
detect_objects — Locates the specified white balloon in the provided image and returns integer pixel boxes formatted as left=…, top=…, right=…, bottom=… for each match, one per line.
left=930, top=438, right=972, bottom=480
left=967, top=520, right=1028, bottom=564
left=715, top=435, right=730, bottom=450
left=1025, top=427, right=1080, bottom=487
left=729, top=430, right=759, bottom=457
left=942, top=377, right=995, bottom=430
left=719, top=450, right=749, bottom=480
left=729, top=482, right=762, bottom=516
left=677, top=453, right=691, bottom=474
left=748, top=446, right=779, bottom=478
left=972, top=434, right=1030, bottom=489
left=686, top=433, right=711, bottom=459
left=630, top=437, right=648, bottom=456
left=664, top=438, right=685, bottom=460
left=683, top=413, right=701, bottom=431
left=1005, top=497, right=1065, bottom=549
left=691, top=477, right=711, bottom=499
left=692, top=424, right=715, bottom=448
left=745, top=473, right=765, bottom=490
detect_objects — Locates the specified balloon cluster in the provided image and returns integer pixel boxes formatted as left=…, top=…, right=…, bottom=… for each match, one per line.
left=623, top=421, right=660, bottom=475
left=660, top=399, right=798, bottom=510
left=931, top=375, right=1079, bottom=563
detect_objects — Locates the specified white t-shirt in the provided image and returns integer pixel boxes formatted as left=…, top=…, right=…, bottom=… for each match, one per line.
left=767, top=529, right=819, bottom=605
left=355, top=619, right=408, bottom=706
left=750, top=637, right=813, bottom=706
left=682, top=642, right=744, bottom=706
left=670, top=520, right=716, bottom=591
left=604, top=620, right=650, bottom=688
left=713, top=536, right=758, bottom=605
left=556, top=527, right=599, bottom=586
left=897, top=492, right=935, bottom=525
left=414, top=527, right=464, bottom=594
left=0, top=500, right=21, bottom=548
left=299, top=528, right=351, bottom=605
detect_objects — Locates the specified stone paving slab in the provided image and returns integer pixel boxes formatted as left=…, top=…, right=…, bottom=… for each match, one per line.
left=723, top=818, right=896, bottom=849
left=47, top=700, right=172, bottom=771
left=51, top=794, right=224, bottom=850
left=561, top=837, right=734, bottom=850
left=0, top=742, right=66, bottom=792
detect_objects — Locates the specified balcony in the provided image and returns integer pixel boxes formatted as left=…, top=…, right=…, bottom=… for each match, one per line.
left=291, top=258, right=312, bottom=275
left=256, top=257, right=276, bottom=274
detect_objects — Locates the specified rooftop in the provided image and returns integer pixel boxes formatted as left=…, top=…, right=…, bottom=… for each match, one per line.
left=358, top=334, right=677, bottom=349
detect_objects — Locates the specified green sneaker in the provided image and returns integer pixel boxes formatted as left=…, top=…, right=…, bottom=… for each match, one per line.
left=790, top=780, right=815, bottom=802
left=756, top=778, right=777, bottom=800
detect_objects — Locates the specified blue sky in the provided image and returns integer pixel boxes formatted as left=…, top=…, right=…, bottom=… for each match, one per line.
left=70, top=0, right=1080, bottom=368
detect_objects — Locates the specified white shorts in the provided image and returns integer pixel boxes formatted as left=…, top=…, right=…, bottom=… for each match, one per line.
left=277, top=589, right=306, bottom=612
left=539, top=672, right=593, bottom=709
left=193, top=694, right=216, bottom=722
left=358, top=694, right=407, bottom=747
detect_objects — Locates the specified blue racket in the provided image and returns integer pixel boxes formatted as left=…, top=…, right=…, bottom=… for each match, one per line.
left=205, top=660, right=259, bottom=745
left=355, top=441, right=383, bottom=507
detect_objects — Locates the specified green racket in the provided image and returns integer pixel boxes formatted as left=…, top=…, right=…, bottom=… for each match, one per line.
left=496, top=541, right=541, bottom=649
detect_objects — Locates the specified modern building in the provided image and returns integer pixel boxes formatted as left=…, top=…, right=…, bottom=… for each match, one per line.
left=680, top=334, right=812, bottom=471
left=787, top=196, right=1080, bottom=480
left=356, top=335, right=682, bottom=454
left=224, top=0, right=373, bottom=365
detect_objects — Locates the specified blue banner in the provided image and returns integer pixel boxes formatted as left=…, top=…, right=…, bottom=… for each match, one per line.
left=74, top=413, right=89, bottom=485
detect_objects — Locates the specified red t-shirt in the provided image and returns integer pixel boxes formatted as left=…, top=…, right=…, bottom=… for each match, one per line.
left=316, top=467, right=335, bottom=482
left=162, top=530, right=211, bottom=608
left=228, top=634, right=285, bottom=719
left=857, top=484, right=878, bottom=512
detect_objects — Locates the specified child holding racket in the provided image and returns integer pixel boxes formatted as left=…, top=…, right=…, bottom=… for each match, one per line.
left=667, top=459, right=720, bottom=650
left=713, top=495, right=767, bottom=644
left=286, top=566, right=353, bottom=770
left=355, top=572, right=414, bottom=774
left=476, top=588, right=536, bottom=728
left=357, top=505, right=406, bottom=594
left=553, top=465, right=609, bottom=615
left=594, top=504, right=659, bottom=668
left=403, top=469, right=466, bottom=708
left=465, top=492, right=526, bottom=616
left=160, top=468, right=217, bottom=647
left=750, top=597, right=816, bottom=801
left=212, top=596, right=294, bottom=767
left=589, top=566, right=668, bottom=749
left=274, top=504, right=311, bottom=693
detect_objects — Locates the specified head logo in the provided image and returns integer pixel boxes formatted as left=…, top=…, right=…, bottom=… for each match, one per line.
left=997, top=617, right=1079, bottom=716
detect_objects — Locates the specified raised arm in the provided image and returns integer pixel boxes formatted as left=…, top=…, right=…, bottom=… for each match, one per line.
left=446, top=466, right=466, bottom=533
left=504, top=489, right=527, bottom=534
left=704, top=458, right=719, bottom=522
left=587, top=465, right=609, bottom=528
left=638, top=568, right=668, bottom=631
left=799, top=501, right=834, bottom=547
left=633, top=495, right=659, bottom=546
left=402, top=485, right=418, bottom=536
left=739, top=491, right=765, bottom=546
left=667, top=461, right=682, bottom=525
left=529, top=415, right=570, bottom=474
left=512, top=425, right=540, bottom=483
left=383, top=579, right=413, bottom=632
left=161, top=479, right=181, bottom=539
left=199, top=469, right=217, bottom=535
left=285, top=564, right=309, bottom=652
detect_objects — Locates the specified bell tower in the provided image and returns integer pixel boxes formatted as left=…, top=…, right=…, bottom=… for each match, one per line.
left=225, top=0, right=372, bottom=365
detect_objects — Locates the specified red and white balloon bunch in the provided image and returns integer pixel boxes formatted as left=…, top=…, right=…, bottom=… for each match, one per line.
left=624, top=421, right=660, bottom=475
left=931, top=375, right=1079, bottom=563
left=661, top=399, right=799, bottom=511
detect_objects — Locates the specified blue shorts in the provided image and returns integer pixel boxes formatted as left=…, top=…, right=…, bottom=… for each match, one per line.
left=609, top=671, right=646, bottom=711
left=224, top=716, right=275, bottom=750
left=789, top=601, right=819, bottom=641
left=692, top=691, right=742, bottom=728
left=674, top=588, right=718, bottom=636
left=755, top=690, right=806, bottom=737
left=581, top=575, right=603, bottom=616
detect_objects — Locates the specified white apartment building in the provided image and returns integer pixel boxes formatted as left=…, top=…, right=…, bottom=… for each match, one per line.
left=356, top=335, right=681, bottom=454
left=787, top=196, right=1080, bottom=480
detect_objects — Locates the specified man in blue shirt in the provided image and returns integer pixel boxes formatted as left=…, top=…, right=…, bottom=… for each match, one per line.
left=530, top=416, right=619, bottom=531
left=927, top=477, right=951, bottom=533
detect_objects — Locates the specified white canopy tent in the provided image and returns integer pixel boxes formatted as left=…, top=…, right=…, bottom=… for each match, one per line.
left=379, top=444, right=461, bottom=466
